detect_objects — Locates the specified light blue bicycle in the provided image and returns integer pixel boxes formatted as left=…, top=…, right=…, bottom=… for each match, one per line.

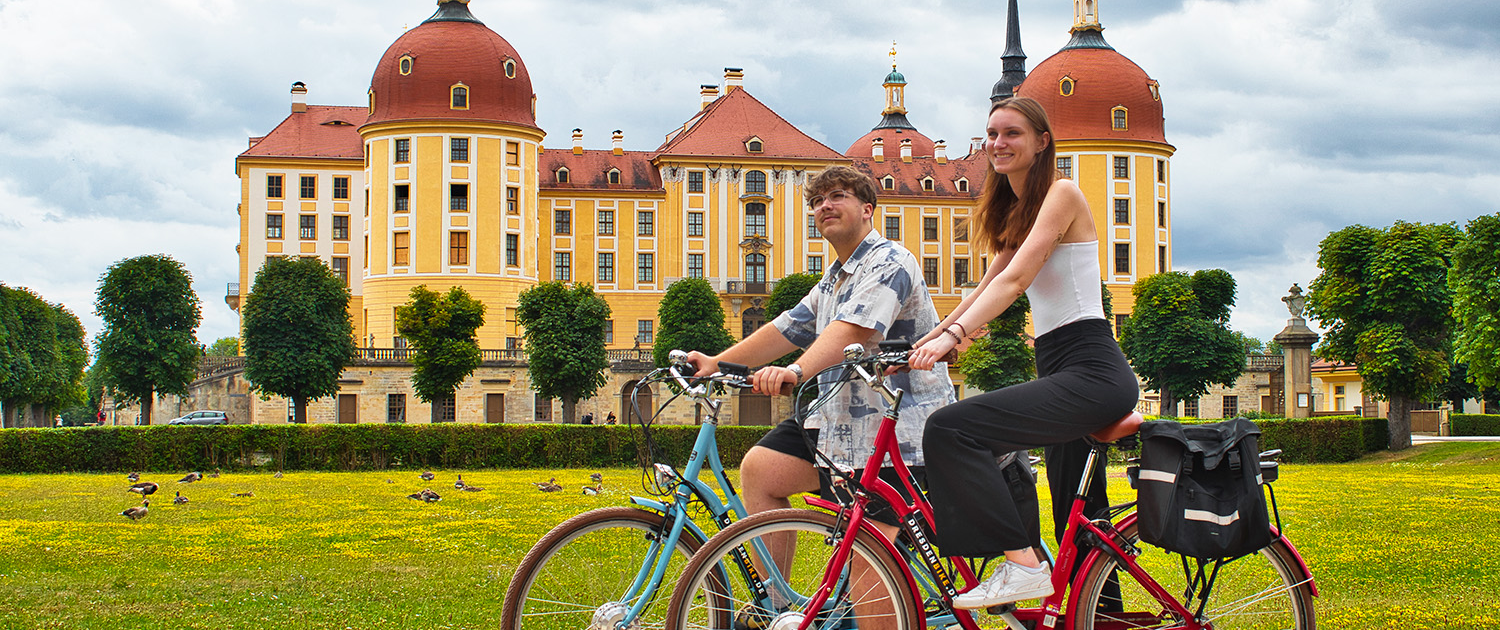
left=501, top=351, right=761, bottom=630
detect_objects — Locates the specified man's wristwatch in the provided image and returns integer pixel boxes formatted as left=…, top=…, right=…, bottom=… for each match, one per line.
left=787, top=363, right=804, bottom=381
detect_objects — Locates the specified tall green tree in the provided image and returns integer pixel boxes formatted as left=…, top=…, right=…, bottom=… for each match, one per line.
left=242, top=257, right=356, bottom=424
left=1120, top=270, right=1244, bottom=417
left=1450, top=213, right=1500, bottom=393
left=762, top=272, right=821, bottom=366
left=94, top=255, right=202, bottom=425
left=0, top=286, right=85, bottom=426
left=396, top=286, right=485, bottom=411
left=958, top=295, right=1034, bottom=392
left=1306, top=221, right=1459, bottom=450
left=517, top=282, right=610, bottom=423
left=654, top=278, right=734, bottom=367
left=207, top=337, right=240, bottom=357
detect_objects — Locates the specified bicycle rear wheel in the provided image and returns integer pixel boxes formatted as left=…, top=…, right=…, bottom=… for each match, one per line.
left=665, top=508, right=919, bottom=630
left=1071, top=520, right=1315, bottom=629
left=503, top=506, right=712, bottom=630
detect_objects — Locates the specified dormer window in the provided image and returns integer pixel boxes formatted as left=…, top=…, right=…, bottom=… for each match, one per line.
left=746, top=136, right=764, bottom=153
left=1111, top=106, right=1128, bottom=131
left=556, top=167, right=570, bottom=184
left=1059, top=76, right=1075, bottom=97
left=881, top=175, right=895, bottom=190
left=367, top=89, right=375, bottom=115
left=399, top=55, right=414, bottom=76
left=451, top=84, right=469, bottom=110
left=503, top=59, right=517, bottom=79
left=1148, top=81, right=1161, bottom=101
left=920, top=177, right=934, bottom=192
left=607, top=168, right=621, bottom=185
left=955, top=178, right=969, bottom=192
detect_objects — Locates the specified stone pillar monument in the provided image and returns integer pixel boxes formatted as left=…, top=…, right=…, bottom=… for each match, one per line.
left=1274, top=284, right=1320, bottom=419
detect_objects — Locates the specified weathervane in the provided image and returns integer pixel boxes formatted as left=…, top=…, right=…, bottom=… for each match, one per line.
left=889, top=41, right=898, bottom=69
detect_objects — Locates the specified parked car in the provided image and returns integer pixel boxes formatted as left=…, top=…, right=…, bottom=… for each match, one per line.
left=167, top=411, right=228, bottom=426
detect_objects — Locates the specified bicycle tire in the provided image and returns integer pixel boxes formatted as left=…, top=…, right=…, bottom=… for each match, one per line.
left=502, top=506, right=720, bottom=630
left=665, top=508, right=920, bottom=630
left=1071, top=520, right=1315, bottom=630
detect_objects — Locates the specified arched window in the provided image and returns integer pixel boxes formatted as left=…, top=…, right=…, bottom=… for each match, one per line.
left=1111, top=106, right=1128, bottom=130
left=921, top=177, right=934, bottom=191
left=745, top=253, right=767, bottom=284
left=745, top=170, right=767, bottom=194
left=882, top=175, right=895, bottom=190
left=607, top=168, right=621, bottom=184
left=744, top=202, right=767, bottom=237
left=556, top=167, right=570, bottom=183
left=955, top=178, right=969, bottom=192
left=741, top=307, right=766, bottom=338
left=451, top=84, right=469, bottom=109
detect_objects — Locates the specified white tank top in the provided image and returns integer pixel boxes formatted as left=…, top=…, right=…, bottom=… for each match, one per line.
left=1025, top=240, right=1106, bottom=337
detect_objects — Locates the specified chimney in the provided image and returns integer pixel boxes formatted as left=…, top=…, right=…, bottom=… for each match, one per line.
left=934, top=140, right=948, bottom=164
left=700, top=84, right=720, bottom=110
left=290, top=81, right=308, bottom=113
left=900, top=139, right=913, bottom=163
left=572, top=128, right=584, bottom=155
left=611, top=130, right=624, bottom=155
left=871, top=138, right=884, bottom=162
left=724, top=67, right=744, bottom=93
left=970, top=137, right=985, bottom=156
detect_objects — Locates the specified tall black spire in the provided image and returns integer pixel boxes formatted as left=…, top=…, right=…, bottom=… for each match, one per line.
left=990, top=0, right=1027, bottom=103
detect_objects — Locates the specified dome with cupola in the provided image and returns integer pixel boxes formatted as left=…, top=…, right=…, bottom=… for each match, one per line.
left=364, top=0, right=537, bottom=129
left=1014, top=1, right=1165, bottom=143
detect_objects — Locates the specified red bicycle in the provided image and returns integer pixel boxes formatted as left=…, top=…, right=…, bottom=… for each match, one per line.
left=664, top=342, right=1316, bottom=630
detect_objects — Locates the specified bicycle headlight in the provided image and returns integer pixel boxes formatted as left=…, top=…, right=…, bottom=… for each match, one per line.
left=654, top=463, right=679, bottom=488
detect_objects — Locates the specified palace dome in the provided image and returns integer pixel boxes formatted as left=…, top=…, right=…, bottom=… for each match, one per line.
left=1015, top=29, right=1165, bottom=144
left=365, top=0, right=537, bottom=129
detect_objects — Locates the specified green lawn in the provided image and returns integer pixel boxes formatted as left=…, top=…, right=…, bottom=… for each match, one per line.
left=0, top=444, right=1496, bottom=629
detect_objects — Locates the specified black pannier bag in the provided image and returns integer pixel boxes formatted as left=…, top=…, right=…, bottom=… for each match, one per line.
left=1130, top=417, right=1273, bottom=559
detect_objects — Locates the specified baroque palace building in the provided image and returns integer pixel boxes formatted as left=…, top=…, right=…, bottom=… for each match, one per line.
left=211, top=0, right=1173, bottom=426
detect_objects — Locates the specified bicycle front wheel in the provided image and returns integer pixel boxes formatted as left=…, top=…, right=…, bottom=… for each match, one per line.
left=665, top=508, right=919, bottom=630
left=502, top=506, right=706, bottom=630
left=1072, top=520, right=1316, bottom=630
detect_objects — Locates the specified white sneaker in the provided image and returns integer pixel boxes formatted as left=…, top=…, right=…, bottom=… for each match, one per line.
left=952, top=562, right=1054, bottom=609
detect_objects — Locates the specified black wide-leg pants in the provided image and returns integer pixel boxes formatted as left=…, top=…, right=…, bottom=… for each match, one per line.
left=924, top=318, right=1138, bottom=557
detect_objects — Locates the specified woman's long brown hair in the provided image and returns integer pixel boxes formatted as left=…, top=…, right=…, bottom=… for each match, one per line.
left=972, top=97, right=1058, bottom=254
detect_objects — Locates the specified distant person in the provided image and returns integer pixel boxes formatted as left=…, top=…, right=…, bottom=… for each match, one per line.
left=582, top=412, right=594, bottom=425
left=605, top=412, right=616, bottom=425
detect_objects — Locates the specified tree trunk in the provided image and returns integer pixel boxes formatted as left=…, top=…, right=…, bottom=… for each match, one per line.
left=0, top=401, right=13, bottom=428
left=1388, top=394, right=1413, bottom=451
left=562, top=396, right=577, bottom=424
left=142, top=394, right=154, bottom=426
left=294, top=395, right=308, bottom=424
left=1158, top=380, right=1177, bottom=417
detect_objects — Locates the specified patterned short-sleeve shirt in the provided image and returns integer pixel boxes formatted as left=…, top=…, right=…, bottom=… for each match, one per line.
left=772, top=229, right=956, bottom=469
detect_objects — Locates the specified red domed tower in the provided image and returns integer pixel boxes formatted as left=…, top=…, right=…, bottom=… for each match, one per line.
left=1010, top=0, right=1176, bottom=328
left=361, top=0, right=546, bottom=349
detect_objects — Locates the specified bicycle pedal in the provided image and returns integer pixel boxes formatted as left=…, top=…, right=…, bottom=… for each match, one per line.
left=984, top=602, right=1018, bottom=615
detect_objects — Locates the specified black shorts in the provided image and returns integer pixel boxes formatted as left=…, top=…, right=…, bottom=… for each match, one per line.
left=754, top=418, right=925, bottom=527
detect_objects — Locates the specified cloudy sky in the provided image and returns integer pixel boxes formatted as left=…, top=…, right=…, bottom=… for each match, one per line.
left=1, top=0, right=1496, bottom=351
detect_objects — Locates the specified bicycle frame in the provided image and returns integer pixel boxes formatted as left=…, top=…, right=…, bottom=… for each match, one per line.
left=609, top=365, right=758, bottom=627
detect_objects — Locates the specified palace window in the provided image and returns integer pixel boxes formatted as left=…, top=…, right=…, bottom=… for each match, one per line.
left=602, top=320, right=614, bottom=344
left=598, top=210, right=615, bottom=235
left=554, top=209, right=572, bottom=235
left=923, top=258, right=939, bottom=286
left=1115, top=243, right=1131, bottom=274
left=450, top=231, right=468, bottom=266
left=299, top=215, right=316, bottom=240
left=554, top=252, right=571, bottom=281
left=687, top=211, right=704, bottom=237
left=881, top=175, right=895, bottom=190
left=1114, top=156, right=1129, bottom=179
left=393, top=232, right=410, bottom=266
left=333, top=176, right=349, bottom=200
left=598, top=252, right=615, bottom=282
left=956, top=178, right=970, bottom=192
left=398, top=56, right=413, bottom=76
left=637, top=253, right=654, bottom=283
left=331, top=257, right=348, bottom=286
left=505, top=233, right=518, bottom=266
left=745, top=170, right=767, bottom=194
left=450, top=184, right=468, bottom=211
left=556, top=167, right=569, bottom=183
left=1114, top=199, right=1129, bottom=224
left=267, top=174, right=283, bottom=199
left=1111, top=106, right=1128, bottom=130
left=744, top=203, right=766, bottom=238
left=332, top=216, right=349, bottom=241
left=1157, top=159, right=1166, bottom=182
left=921, top=177, right=934, bottom=191
left=1057, top=156, right=1073, bottom=179
left=687, top=253, right=704, bottom=279
left=266, top=215, right=283, bottom=239
left=387, top=394, right=406, bottom=423
left=1059, top=76, right=1075, bottom=97
left=637, top=320, right=654, bottom=345
left=954, top=217, right=969, bottom=242
left=506, top=186, right=519, bottom=214
left=807, top=255, right=823, bottom=275
left=954, top=259, right=970, bottom=286
left=299, top=176, right=316, bottom=199
left=637, top=210, right=654, bottom=236
left=884, top=216, right=900, bottom=240
left=451, top=84, right=469, bottom=109
left=394, top=184, right=410, bottom=212
left=923, top=217, right=938, bottom=241
left=450, top=137, right=469, bottom=162
left=505, top=142, right=519, bottom=166
left=745, top=253, right=766, bottom=284
left=503, top=59, right=517, bottom=79
left=806, top=213, right=821, bottom=238
left=1158, top=201, right=1167, bottom=226
left=395, top=138, right=410, bottom=163
left=688, top=171, right=704, bottom=193
left=746, top=138, right=764, bottom=153
left=607, top=168, right=621, bottom=184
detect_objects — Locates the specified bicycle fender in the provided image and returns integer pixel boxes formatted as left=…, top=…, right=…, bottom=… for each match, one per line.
left=626, top=496, right=670, bottom=514
left=802, top=496, right=931, bottom=629
left=1268, top=525, right=1320, bottom=597
left=625, top=496, right=714, bottom=546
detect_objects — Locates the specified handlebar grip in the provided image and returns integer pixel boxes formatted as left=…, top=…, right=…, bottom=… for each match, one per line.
left=941, top=349, right=959, bottom=363
left=779, top=382, right=795, bottom=396
left=718, top=361, right=750, bottom=377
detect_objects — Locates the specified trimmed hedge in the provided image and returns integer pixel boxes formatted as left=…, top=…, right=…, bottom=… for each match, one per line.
left=0, top=424, right=773, bottom=474
left=0, top=414, right=1391, bottom=473
left=1452, top=414, right=1500, bottom=437
left=1131, top=415, right=1387, bottom=464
